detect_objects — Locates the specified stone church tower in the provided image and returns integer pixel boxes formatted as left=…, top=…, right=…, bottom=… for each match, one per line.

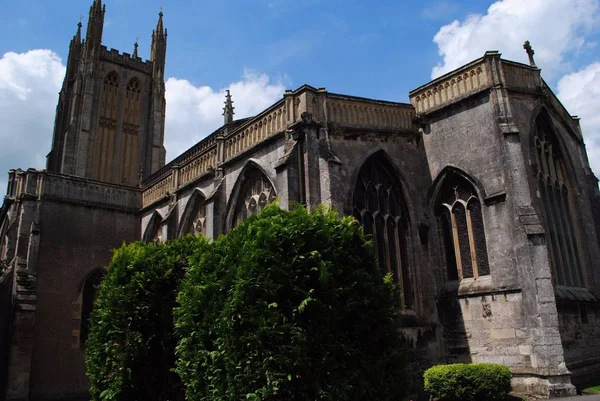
left=46, top=0, right=167, bottom=185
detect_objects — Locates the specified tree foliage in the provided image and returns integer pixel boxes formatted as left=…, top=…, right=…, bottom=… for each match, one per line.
left=175, top=205, right=406, bottom=401
left=86, top=235, right=209, bottom=401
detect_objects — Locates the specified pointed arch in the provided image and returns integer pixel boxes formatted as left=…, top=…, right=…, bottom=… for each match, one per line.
left=79, top=267, right=107, bottom=345
left=178, top=189, right=209, bottom=237
left=143, top=210, right=165, bottom=242
left=346, top=148, right=415, bottom=216
left=531, top=109, right=585, bottom=288
left=433, top=169, right=490, bottom=281
left=352, top=151, right=413, bottom=309
left=92, top=71, right=121, bottom=182
left=225, top=160, right=276, bottom=230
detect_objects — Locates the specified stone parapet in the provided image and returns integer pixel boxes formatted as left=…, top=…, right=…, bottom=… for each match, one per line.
left=99, top=45, right=152, bottom=74
left=141, top=85, right=418, bottom=208
left=5, top=169, right=140, bottom=212
left=410, top=54, right=493, bottom=115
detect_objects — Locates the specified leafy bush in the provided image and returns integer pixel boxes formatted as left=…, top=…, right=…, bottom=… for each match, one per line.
left=86, top=235, right=209, bottom=401
left=424, top=363, right=512, bottom=401
left=175, top=205, right=406, bottom=401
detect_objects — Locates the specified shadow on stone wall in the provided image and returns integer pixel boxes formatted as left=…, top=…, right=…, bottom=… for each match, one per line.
left=0, top=261, right=14, bottom=397
left=437, top=288, right=472, bottom=364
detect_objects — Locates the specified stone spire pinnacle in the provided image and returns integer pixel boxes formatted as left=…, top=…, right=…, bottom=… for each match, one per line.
left=75, top=21, right=82, bottom=43
left=133, top=37, right=139, bottom=58
left=523, top=40, right=536, bottom=68
left=223, top=89, right=235, bottom=124
left=151, top=9, right=167, bottom=82
left=155, top=8, right=167, bottom=41
left=84, top=0, right=106, bottom=56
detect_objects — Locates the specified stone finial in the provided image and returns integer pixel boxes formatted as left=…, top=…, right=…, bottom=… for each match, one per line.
left=223, top=90, right=235, bottom=125
left=133, top=37, right=139, bottom=58
left=523, top=40, right=536, bottom=68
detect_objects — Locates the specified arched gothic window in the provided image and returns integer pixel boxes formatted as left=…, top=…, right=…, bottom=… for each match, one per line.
left=120, top=78, right=142, bottom=185
left=184, top=197, right=207, bottom=237
left=232, top=167, right=276, bottom=228
left=435, top=171, right=490, bottom=281
left=80, top=269, right=106, bottom=345
left=534, top=113, right=584, bottom=287
left=352, top=155, right=412, bottom=309
left=93, top=71, right=120, bottom=182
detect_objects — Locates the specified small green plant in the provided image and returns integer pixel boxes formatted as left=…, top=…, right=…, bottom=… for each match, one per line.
left=424, top=363, right=512, bottom=401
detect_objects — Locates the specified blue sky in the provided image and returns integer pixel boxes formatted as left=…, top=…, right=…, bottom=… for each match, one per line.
left=1, top=0, right=599, bottom=194
left=0, top=0, right=493, bottom=100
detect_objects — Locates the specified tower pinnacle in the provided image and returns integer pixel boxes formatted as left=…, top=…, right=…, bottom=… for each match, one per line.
left=223, top=90, right=235, bottom=125
left=133, top=37, right=139, bottom=58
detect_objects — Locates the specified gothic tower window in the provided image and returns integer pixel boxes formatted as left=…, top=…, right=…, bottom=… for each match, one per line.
left=93, top=71, right=120, bottom=182
left=183, top=196, right=207, bottom=237
left=435, top=171, right=490, bottom=281
left=121, top=78, right=142, bottom=185
left=80, top=269, right=106, bottom=345
left=534, top=112, right=584, bottom=288
left=232, top=167, right=276, bottom=228
left=352, top=154, right=412, bottom=309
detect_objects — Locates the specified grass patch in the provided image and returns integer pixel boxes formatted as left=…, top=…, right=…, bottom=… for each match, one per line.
left=584, top=385, right=600, bottom=394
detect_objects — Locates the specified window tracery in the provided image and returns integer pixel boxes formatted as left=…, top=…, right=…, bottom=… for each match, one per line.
left=352, top=155, right=412, bottom=309
left=534, top=113, right=584, bottom=287
left=232, top=167, right=276, bottom=228
left=435, top=172, right=490, bottom=281
left=93, top=71, right=120, bottom=182
left=121, top=77, right=142, bottom=185
left=184, top=197, right=207, bottom=237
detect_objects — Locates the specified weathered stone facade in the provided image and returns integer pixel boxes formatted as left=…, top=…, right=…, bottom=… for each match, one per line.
left=1, top=1, right=600, bottom=400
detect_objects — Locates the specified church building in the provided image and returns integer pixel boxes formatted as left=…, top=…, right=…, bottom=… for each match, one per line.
left=1, top=1, right=600, bottom=399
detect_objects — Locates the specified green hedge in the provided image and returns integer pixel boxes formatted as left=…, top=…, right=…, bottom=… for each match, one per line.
left=424, top=363, right=512, bottom=401
left=86, top=236, right=209, bottom=401
left=175, top=205, right=407, bottom=401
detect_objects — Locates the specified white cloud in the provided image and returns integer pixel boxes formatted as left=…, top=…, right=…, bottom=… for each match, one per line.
left=164, top=70, right=286, bottom=161
left=0, top=49, right=65, bottom=195
left=557, top=63, right=600, bottom=178
left=431, top=0, right=599, bottom=79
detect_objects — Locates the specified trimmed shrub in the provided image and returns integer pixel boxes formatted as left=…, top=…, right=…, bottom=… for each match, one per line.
left=175, top=205, right=406, bottom=401
left=424, top=363, right=512, bottom=401
left=86, top=235, right=209, bottom=401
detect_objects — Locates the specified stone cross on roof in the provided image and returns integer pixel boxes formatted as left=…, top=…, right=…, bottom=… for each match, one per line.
left=523, top=40, right=537, bottom=68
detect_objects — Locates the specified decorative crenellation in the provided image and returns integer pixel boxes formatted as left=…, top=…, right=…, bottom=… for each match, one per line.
left=122, top=122, right=140, bottom=136
left=142, top=174, right=173, bottom=207
left=100, top=46, right=153, bottom=74
left=326, top=96, right=415, bottom=131
left=410, top=59, right=491, bottom=115
left=224, top=102, right=287, bottom=160
left=178, top=147, right=218, bottom=188
left=99, top=116, right=117, bottom=130
left=502, top=61, right=539, bottom=91
left=143, top=135, right=219, bottom=187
